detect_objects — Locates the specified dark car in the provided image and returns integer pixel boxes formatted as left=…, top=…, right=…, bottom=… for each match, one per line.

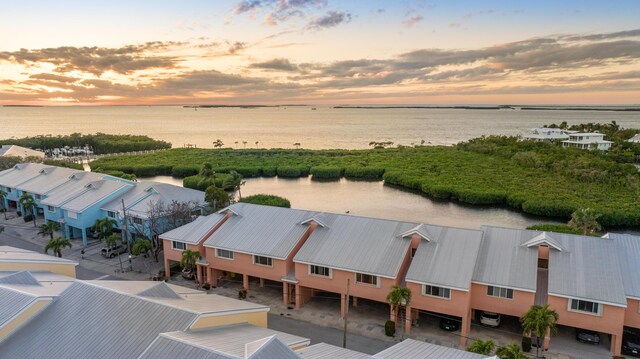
left=439, top=316, right=460, bottom=331
left=623, top=335, right=640, bottom=357
left=575, top=329, right=600, bottom=344
left=101, top=244, right=127, bottom=258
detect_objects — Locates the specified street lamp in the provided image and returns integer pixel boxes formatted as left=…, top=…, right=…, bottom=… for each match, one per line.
left=128, top=255, right=133, bottom=271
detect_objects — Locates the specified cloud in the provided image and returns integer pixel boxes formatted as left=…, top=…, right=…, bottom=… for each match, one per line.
left=250, top=58, right=298, bottom=71
left=234, top=0, right=329, bottom=26
left=307, top=10, right=351, bottom=30
left=227, top=41, right=246, bottom=55
left=402, top=15, right=423, bottom=28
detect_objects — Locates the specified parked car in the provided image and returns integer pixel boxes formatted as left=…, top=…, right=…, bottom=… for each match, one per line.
left=575, top=329, right=600, bottom=344
left=480, top=311, right=501, bottom=327
left=623, top=334, right=640, bottom=357
left=439, top=316, right=460, bottom=331
left=101, top=244, right=127, bottom=258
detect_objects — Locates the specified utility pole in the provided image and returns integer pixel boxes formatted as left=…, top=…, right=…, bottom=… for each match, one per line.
left=342, top=279, right=350, bottom=348
left=121, top=199, right=132, bottom=270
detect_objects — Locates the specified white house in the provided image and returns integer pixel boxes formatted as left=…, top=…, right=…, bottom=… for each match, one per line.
left=562, top=132, right=613, bottom=151
left=522, top=128, right=570, bottom=141
left=627, top=134, right=640, bottom=143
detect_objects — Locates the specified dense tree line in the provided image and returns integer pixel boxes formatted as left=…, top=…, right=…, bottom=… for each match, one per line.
left=0, top=133, right=171, bottom=154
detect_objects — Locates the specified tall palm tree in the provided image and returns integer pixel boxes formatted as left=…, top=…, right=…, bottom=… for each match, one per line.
left=568, top=208, right=602, bottom=235
left=44, top=237, right=72, bottom=258
left=105, top=233, right=119, bottom=248
left=92, top=218, right=116, bottom=240
left=19, top=193, right=37, bottom=227
left=181, top=249, right=201, bottom=279
left=0, top=188, right=7, bottom=220
left=38, top=221, right=61, bottom=240
left=520, top=304, right=559, bottom=358
left=467, top=338, right=495, bottom=355
left=496, top=342, right=526, bottom=359
left=387, top=285, right=411, bottom=336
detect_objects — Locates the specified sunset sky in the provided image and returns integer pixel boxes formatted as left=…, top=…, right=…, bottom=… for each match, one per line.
left=1, top=0, right=639, bottom=105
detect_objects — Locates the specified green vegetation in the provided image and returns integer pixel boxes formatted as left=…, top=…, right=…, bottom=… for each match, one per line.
left=526, top=224, right=585, bottom=235
left=241, top=194, right=291, bottom=208
left=495, top=343, right=526, bottom=359
left=38, top=222, right=60, bottom=241
left=568, top=208, right=602, bottom=235
left=90, top=129, right=640, bottom=227
left=520, top=304, right=559, bottom=359
left=44, top=237, right=72, bottom=258
left=19, top=193, right=37, bottom=227
left=93, top=168, right=137, bottom=181
left=467, top=339, right=495, bottom=355
left=205, top=186, right=231, bottom=211
left=0, top=133, right=171, bottom=154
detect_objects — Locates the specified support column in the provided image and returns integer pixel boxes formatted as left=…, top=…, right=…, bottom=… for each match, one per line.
left=340, top=293, right=347, bottom=319
left=164, top=259, right=171, bottom=281
left=352, top=296, right=358, bottom=307
left=283, top=283, right=289, bottom=306
left=206, top=268, right=216, bottom=286
left=460, top=310, right=472, bottom=347
left=259, top=278, right=265, bottom=288
left=243, top=274, right=249, bottom=292
left=196, top=265, right=203, bottom=287
left=611, top=332, right=622, bottom=357
left=295, top=284, right=302, bottom=309
left=405, top=305, right=412, bottom=334
left=81, top=229, right=88, bottom=247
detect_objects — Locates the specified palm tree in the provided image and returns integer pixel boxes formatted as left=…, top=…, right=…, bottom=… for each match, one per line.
left=105, top=233, right=119, bottom=248
left=44, top=237, right=72, bottom=258
left=520, top=304, right=559, bottom=358
left=568, top=208, right=602, bottom=235
left=38, top=221, right=61, bottom=240
left=467, top=338, right=495, bottom=355
left=19, top=193, right=37, bottom=227
left=92, top=218, right=116, bottom=240
left=387, top=286, right=411, bottom=337
left=180, top=249, right=201, bottom=279
left=131, top=238, right=152, bottom=256
left=0, top=188, right=7, bottom=220
left=213, top=139, right=224, bottom=148
left=496, top=342, right=526, bottom=359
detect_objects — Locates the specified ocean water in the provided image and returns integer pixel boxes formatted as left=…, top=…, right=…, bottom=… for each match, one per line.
left=2, top=106, right=639, bottom=149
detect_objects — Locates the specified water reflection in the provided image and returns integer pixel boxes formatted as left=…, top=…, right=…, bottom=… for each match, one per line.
left=142, top=176, right=560, bottom=230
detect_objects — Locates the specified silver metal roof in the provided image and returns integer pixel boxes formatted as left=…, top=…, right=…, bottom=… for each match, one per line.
left=373, top=339, right=487, bottom=359
left=0, top=246, right=78, bottom=265
left=137, top=282, right=184, bottom=299
left=160, top=213, right=226, bottom=244
left=246, top=335, right=301, bottom=359
left=40, top=171, right=107, bottom=207
left=549, top=233, right=627, bottom=306
left=205, top=203, right=318, bottom=259
left=0, top=270, right=41, bottom=286
left=0, top=163, right=49, bottom=188
left=0, top=281, right=199, bottom=358
left=297, top=343, right=371, bottom=359
left=606, top=233, right=640, bottom=299
left=0, top=286, right=38, bottom=329
left=158, top=324, right=309, bottom=358
left=60, top=179, right=133, bottom=212
left=102, top=181, right=205, bottom=218
left=15, top=166, right=78, bottom=195
left=139, top=335, right=235, bottom=359
left=294, top=213, right=418, bottom=278
left=406, top=225, right=483, bottom=291
left=473, top=226, right=539, bottom=291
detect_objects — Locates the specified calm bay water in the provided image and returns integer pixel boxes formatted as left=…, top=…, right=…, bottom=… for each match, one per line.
left=2, top=105, right=640, bottom=149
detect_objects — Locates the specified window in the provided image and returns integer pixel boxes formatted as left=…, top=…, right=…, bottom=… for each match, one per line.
left=216, top=248, right=234, bottom=259
left=355, top=273, right=378, bottom=286
left=47, top=205, right=55, bottom=213
left=107, top=211, right=116, bottom=218
left=423, top=285, right=451, bottom=299
left=6, top=187, right=11, bottom=193
left=35, top=194, right=41, bottom=200
left=411, top=248, right=417, bottom=258
left=570, top=299, right=601, bottom=315
left=132, top=217, right=143, bottom=225
left=254, top=255, right=273, bottom=267
left=487, top=286, right=514, bottom=299
left=309, top=265, right=331, bottom=278
left=67, top=211, right=77, bottom=219
left=171, top=241, right=186, bottom=251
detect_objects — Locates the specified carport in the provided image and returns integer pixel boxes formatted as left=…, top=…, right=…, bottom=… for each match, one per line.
left=549, top=325, right=612, bottom=359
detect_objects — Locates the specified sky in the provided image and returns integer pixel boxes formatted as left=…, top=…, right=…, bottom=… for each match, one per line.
left=1, top=0, right=639, bottom=105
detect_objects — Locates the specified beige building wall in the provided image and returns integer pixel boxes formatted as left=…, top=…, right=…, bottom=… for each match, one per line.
left=0, top=299, right=51, bottom=342
left=189, top=311, right=268, bottom=330
left=0, top=262, right=76, bottom=278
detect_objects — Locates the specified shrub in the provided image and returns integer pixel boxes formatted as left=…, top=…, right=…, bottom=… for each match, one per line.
left=277, top=166, right=303, bottom=178
left=23, top=214, right=34, bottom=222
left=238, top=289, right=247, bottom=300
left=310, top=166, right=343, bottom=180
left=526, top=224, right=588, bottom=235
left=172, top=165, right=199, bottom=178
left=455, top=190, right=506, bottom=205
left=384, top=320, right=395, bottom=337
left=261, top=166, right=277, bottom=177
left=521, top=336, right=532, bottom=352
left=241, top=194, right=291, bottom=208
left=235, top=167, right=261, bottom=178
left=344, top=167, right=385, bottom=180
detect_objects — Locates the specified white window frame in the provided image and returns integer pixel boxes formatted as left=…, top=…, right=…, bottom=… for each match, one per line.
left=253, top=255, right=273, bottom=267
left=47, top=205, right=56, bottom=213
left=355, top=272, right=379, bottom=287
left=67, top=211, right=78, bottom=219
left=568, top=299, right=602, bottom=316
left=215, top=248, right=234, bottom=260
left=171, top=241, right=186, bottom=251
left=107, top=211, right=116, bottom=218
left=309, top=265, right=332, bottom=278
left=132, top=217, right=143, bottom=225
left=487, top=286, right=514, bottom=299
left=423, top=285, right=451, bottom=299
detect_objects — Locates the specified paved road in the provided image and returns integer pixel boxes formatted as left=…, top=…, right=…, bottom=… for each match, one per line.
left=268, top=313, right=394, bottom=355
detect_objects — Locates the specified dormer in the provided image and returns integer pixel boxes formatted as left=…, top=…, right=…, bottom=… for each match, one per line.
left=300, top=213, right=329, bottom=228
left=399, top=224, right=434, bottom=242
left=522, top=231, right=565, bottom=252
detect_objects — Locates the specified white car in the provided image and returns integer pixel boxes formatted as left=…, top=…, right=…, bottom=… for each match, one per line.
left=480, top=311, right=501, bottom=327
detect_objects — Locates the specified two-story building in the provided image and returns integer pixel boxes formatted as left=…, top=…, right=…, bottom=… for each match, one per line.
left=562, top=132, right=613, bottom=150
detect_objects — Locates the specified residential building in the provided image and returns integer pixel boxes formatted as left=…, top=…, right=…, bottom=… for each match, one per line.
left=627, top=133, right=640, bottom=143
left=0, top=246, right=77, bottom=277
left=0, top=145, right=45, bottom=159
left=522, top=128, right=570, bottom=141
left=562, top=132, right=613, bottom=150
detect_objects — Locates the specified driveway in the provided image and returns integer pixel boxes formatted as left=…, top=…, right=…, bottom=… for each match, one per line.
left=549, top=325, right=613, bottom=359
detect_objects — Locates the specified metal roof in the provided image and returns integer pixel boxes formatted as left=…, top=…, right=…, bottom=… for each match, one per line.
left=0, top=163, right=49, bottom=188
left=145, top=293, right=269, bottom=315
left=139, top=335, right=235, bottom=359
left=86, top=280, right=205, bottom=296
left=205, top=203, right=318, bottom=259
left=0, top=281, right=199, bottom=358
left=40, top=171, right=107, bottom=207
left=0, top=145, right=44, bottom=159
left=373, top=339, right=487, bottom=359
left=0, top=286, right=38, bottom=329
left=59, top=179, right=133, bottom=213
left=297, top=343, right=371, bottom=359
left=606, top=233, right=640, bottom=299
left=0, top=271, right=41, bottom=286
left=549, top=233, right=627, bottom=306
left=137, top=282, right=184, bottom=299
left=102, top=181, right=205, bottom=219
left=0, top=246, right=78, bottom=265
left=15, top=166, right=78, bottom=195
left=158, top=323, right=309, bottom=358
left=294, top=213, right=418, bottom=278
left=160, top=213, right=226, bottom=244
left=406, top=225, right=483, bottom=291
left=245, top=335, right=301, bottom=359
left=473, top=226, right=539, bottom=291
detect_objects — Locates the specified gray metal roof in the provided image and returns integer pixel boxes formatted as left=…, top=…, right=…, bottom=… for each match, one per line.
left=549, top=233, right=627, bottom=306
left=297, top=343, right=371, bottom=359
left=139, top=335, right=235, bottom=359
left=102, top=181, right=205, bottom=218
left=473, top=226, right=539, bottom=291
left=15, top=166, right=78, bottom=195
left=294, top=213, right=418, bottom=278
left=246, top=335, right=301, bottom=359
left=0, top=163, right=49, bottom=188
left=0, top=286, right=38, bottom=328
left=40, top=171, right=107, bottom=207
left=373, top=339, right=487, bottom=359
left=0, top=281, right=199, bottom=358
left=137, top=282, right=184, bottom=299
left=406, top=225, right=483, bottom=291
left=0, top=271, right=41, bottom=286
left=205, top=203, right=318, bottom=259
left=606, top=233, right=640, bottom=299
left=60, top=179, right=133, bottom=212
left=160, top=213, right=226, bottom=244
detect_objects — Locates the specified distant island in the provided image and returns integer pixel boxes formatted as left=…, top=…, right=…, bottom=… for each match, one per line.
left=334, top=105, right=640, bottom=111
left=183, top=104, right=310, bottom=109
